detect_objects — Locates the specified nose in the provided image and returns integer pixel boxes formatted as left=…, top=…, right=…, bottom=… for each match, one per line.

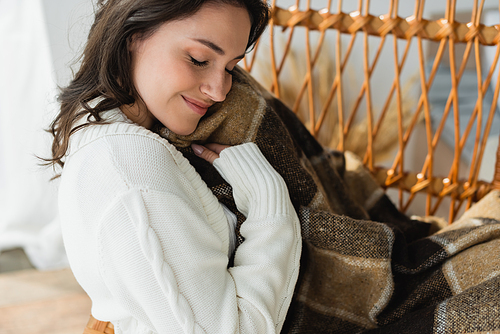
left=200, top=70, right=231, bottom=102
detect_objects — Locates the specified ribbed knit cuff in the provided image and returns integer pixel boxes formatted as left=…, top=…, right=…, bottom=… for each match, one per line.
left=213, top=143, right=292, bottom=218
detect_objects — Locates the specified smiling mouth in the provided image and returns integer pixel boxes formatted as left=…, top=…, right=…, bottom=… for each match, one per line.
left=182, top=96, right=212, bottom=116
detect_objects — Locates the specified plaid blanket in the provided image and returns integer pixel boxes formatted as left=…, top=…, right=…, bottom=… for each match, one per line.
left=159, top=67, right=500, bottom=333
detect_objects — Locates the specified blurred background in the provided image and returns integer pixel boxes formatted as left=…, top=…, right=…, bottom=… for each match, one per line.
left=1, top=2, right=95, bottom=332
left=0, top=0, right=94, bottom=273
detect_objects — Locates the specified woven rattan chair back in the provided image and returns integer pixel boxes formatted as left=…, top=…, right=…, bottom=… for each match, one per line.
left=243, top=0, right=500, bottom=222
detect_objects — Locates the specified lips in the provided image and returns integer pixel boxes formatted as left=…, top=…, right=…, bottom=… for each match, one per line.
left=182, top=96, right=212, bottom=116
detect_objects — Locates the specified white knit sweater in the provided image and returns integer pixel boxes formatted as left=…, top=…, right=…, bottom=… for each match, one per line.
left=58, top=109, right=301, bottom=334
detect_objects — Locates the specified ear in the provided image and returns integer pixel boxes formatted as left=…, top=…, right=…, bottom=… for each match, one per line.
left=127, top=33, right=142, bottom=52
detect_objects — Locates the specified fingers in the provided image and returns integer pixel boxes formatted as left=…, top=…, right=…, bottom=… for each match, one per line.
left=204, top=143, right=229, bottom=154
left=191, top=143, right=230, bottom=164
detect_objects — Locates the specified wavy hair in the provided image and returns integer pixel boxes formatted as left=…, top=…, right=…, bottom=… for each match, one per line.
left=46, top=0, right=270, bottom=172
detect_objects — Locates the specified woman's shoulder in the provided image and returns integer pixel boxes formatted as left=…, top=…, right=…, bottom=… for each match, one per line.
left=65, top=110, right=195, bottom=189
left=69, top=109, right=175, bottom=158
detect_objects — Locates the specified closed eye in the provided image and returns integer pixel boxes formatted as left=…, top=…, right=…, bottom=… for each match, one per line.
left=190, top=56, right=208, bottom=68
left=225, top=68, right=235, bottom=76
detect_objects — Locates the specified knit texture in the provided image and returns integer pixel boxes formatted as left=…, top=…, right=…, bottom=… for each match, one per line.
left=59, top=110, right=301, bottom=334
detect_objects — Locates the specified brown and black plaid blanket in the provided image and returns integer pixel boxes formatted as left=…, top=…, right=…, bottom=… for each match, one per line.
left=159, top=67, right=500, bottom=333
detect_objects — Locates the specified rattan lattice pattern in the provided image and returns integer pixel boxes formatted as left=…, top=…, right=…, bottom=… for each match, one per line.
left=244, top=0, right=500, bottom=222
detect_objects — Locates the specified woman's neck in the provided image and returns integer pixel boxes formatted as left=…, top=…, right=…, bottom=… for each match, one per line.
left=119, top=101, right=155, bottom=129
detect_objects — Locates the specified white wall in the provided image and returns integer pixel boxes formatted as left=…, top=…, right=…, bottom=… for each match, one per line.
left=0, top=0, right=93, bottom=269
left=42, top=0, right=95, bottom=87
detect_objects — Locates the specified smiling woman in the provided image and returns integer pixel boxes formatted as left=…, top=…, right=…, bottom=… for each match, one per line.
left=46, top=1, right=302, bottom=334
left=122, top=4, right=251, bottom=135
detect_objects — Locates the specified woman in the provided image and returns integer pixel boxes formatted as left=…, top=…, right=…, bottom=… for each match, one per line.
left=48, top=0, right=301, bottom=333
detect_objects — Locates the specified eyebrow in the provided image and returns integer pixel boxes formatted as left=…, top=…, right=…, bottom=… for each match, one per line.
left=193, top=38, right=246, bottom=60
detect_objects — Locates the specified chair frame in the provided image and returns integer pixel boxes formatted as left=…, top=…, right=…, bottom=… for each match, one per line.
left=243, top=0, right=500, bottom=222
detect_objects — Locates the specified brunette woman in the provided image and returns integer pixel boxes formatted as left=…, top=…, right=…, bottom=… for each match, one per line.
left=49, top=0, right=301, bottom=333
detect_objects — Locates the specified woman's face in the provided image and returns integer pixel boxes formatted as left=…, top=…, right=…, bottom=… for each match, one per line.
left=124, top=4, right=252, bottom=135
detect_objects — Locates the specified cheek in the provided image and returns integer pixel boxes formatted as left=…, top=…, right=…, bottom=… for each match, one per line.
left=132, top=60, right=172, bottom=105
left=135, top=59, right=162, bottom=90
left=131, top=51, right=203, bottom=106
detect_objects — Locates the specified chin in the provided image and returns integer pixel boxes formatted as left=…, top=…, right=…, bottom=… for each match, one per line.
left=177, top=130, right=196, bottom=136
left=167, top=125, right=198, bottom=136
left=159, top=118, right=199, bottom=136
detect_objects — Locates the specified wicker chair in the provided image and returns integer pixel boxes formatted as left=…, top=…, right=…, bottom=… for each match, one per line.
left=242, top=0, right=500, bottom=223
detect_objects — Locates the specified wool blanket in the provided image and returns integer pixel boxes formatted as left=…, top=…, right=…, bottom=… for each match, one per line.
left=160, top=67, right=500, bottom=333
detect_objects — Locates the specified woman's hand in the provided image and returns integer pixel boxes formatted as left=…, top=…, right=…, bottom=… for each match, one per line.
left=192, top=143, right=230, bottom=164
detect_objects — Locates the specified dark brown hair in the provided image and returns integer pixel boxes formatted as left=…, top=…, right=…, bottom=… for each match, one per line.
left=47, top=0, right=269, bottom=171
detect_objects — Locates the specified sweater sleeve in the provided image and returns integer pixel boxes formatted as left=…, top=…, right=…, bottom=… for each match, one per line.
left=97, top=143, right=301, bottom=334
left=214, top=143, right=302, bottom=331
